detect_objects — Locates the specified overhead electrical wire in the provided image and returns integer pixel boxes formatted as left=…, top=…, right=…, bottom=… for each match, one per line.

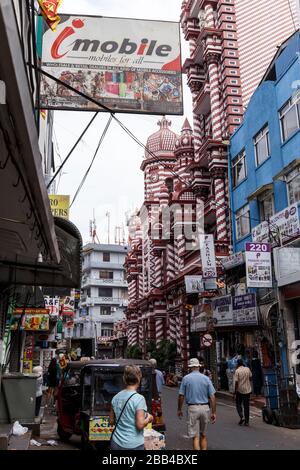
left=70, top=114, right=113, bottom=208
left=32, top=65, right=298, bottom=243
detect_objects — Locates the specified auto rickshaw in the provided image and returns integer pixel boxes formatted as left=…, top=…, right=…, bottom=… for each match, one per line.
left=56, top=359, right=165, bottom=449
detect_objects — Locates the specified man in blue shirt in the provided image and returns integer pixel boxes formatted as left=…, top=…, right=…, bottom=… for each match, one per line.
left=177, top=358, right=216, bottom=450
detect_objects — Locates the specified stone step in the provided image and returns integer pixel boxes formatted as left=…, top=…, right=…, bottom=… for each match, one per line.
left=8, top=430, right=32, bottom=450
left=0, top=424, right=13, bottom=450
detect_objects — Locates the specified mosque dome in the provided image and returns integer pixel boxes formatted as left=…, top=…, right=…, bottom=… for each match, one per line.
left=145, top=116, right=178, bottom=158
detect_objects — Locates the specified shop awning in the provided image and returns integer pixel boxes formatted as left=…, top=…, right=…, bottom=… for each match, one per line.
left=247, top=184, right=273, bottom=202
left=258, top=301, right=278, bottom=328
left=0, top=218, right=82, bottom=288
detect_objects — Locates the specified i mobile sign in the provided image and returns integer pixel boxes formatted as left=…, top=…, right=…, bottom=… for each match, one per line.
left=40, top=15, right=183, bottom=115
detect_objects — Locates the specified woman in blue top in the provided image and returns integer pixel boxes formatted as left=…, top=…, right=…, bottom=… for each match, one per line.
left=109, top=365, right=153, bottom=450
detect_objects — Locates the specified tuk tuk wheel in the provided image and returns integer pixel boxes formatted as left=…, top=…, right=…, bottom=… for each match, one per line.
left=262, top=407, right=273, bottom=425
left=57, top=420, right=72, bottom=441
left=272, top=409, right=280, bottom=427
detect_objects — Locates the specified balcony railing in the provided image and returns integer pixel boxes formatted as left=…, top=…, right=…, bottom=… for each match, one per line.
left=82, top=277, right=128, bottom=287
left=81, top=297, right=128, bottom=306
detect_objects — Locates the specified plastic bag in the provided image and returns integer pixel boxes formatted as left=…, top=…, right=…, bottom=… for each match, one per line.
left=30, top=439, right=42, bottom=447
left=12, top=421, right=28, bottom=436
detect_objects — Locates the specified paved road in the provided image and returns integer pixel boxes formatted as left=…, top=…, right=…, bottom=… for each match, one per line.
left=162, top=386, right=300, bottom=450
left=31, top=388, right=300, bottom=451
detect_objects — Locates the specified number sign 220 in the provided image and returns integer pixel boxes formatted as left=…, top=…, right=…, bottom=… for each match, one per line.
left=246, top=243, right=270, bottom=253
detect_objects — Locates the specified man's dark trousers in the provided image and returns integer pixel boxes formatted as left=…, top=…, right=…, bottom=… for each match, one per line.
left=236, top=392, right=251, bottom=423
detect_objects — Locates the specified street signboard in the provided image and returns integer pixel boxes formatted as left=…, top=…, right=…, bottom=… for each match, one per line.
left=201, top=333, right=213, bottom=348
left=200, top=234, right=217, bottom=279
left=212, top=295, right=233, bottom=327
left=245, top=242, right=272, bottom=288
left=252, top=204, right=300, bottom=244
left=185, top=275, right=203, bottom=293
left=222, top=251, right=244, bottom=270
left=232, top=293, right=258, bottom=326
left=40, top=15, right=183, bottom=115
left=49, top=195, right=70, bottom=219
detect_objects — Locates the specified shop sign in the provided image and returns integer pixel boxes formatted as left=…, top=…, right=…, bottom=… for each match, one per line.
left=44, top=296, right=60, bottom=318
left=222, top=251, right=245, bottom=270
left=252, top=204, right=300, bottom=244
left=232, top=293, right=258, bottom=326
left=273, top=247, right=300, bottom=287
left=40, top=16, right=183, bottom=116
left=11, top=314, right=50, bottom=331
left=60, top=294, right=75, bottom=315
left=14, top=308, right=48, bottom=315
left=245, top=242, right=272, bottom=288
left=200, top=234, right=217, bottom=279
left=89, top=417, right=114, bottom=441
left=49, top=195, right=70, bottom=219
left=184, top=275, right=203, bottom=293
left=212, top=295, right=233, bottom=327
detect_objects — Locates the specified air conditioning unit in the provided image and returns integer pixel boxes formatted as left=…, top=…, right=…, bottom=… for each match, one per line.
left=111, top=307, right=117, bottom=312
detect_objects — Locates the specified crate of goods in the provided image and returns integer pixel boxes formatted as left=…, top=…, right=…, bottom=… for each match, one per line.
left=144, top=428, right=165, bottom=451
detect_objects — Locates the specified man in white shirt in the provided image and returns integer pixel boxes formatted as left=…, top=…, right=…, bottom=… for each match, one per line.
left=234, top=359, right=252, bottom=426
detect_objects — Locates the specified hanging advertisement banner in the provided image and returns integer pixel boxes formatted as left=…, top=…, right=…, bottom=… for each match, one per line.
left=60, top=294, right=75, bottom=316
left=11, top=314, right=50, bottom=331
left=200, top=234, right=217, bottom=279
left=40, top=15, right=183, bottom=115
left=49, top=195, right=70, bottom=219
left=212, top=296, right=233, bottom=327
left=245, top=242, right=272, bottom=288
left=38, top=0, right=62, bottom=31
left=252, top=204, right=300, bottom=244
left=184, top=276, right=203, bottom=293
left=232, top=294, right=258, bottom=326
left=222, top=251, right=244, bottom=270
left=44, top=296, right=60, bottom=318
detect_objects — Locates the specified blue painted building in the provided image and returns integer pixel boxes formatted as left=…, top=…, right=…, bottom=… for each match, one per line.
left=229, top=31, right=300, bottom=380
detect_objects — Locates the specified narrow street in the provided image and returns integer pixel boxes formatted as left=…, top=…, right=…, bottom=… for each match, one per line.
left=29, top=386, right=300, bottom=451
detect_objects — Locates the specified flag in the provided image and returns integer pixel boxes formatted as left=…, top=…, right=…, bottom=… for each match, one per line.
left=40, top=109, right=46, bottom=119
left=38, top=0, right=62, bottom=31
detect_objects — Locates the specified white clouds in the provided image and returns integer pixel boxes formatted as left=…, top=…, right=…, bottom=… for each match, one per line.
left=53, top=0, right=192, bottom=244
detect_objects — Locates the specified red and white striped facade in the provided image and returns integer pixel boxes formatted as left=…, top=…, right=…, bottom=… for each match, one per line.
left=124, top=0, right=299, bottom=371
left=125, top=117, right=225, bottom=371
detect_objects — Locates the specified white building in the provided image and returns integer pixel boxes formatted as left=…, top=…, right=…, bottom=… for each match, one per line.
left=72, top=243, right=128, bottom=357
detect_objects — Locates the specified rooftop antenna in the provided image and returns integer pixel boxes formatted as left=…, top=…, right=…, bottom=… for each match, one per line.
left=90, top=209, right=100, bottom=244
left=106, top=211, right=110, bottom=244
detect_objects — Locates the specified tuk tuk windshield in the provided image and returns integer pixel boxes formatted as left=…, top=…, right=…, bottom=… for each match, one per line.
left=94, top=372, right=124, bottom=412
left=92, top=370, right=152, bottom=412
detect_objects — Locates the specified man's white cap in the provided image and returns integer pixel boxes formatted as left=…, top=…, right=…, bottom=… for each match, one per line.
left=149, top=358, right=157, bottom=368
left=188, top=358, right=200, bottom=368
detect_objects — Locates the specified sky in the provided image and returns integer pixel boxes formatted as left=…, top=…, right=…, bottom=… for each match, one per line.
left=53, top=0, right=192, bottom=245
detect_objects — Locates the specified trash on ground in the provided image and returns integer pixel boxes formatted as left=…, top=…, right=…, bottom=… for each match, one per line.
left=12, top=421, right=28, bottom=436
left=30, top=439, right=42, bottom=447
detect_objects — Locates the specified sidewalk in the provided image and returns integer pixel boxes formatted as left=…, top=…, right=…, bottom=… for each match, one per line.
left=216, top=391, right=265, bottom=410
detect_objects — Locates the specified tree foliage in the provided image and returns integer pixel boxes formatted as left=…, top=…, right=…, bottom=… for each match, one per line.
left=146, top=339, right=176, bottom=370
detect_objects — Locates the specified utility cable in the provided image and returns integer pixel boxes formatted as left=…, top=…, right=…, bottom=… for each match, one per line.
left=70, top=115, right=113, bottom=208
left=46, top=112, right=99, bottom=189
left=32, top=65, right=299, bottom=243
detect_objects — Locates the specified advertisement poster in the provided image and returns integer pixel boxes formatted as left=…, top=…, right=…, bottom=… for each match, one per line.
left=40, top=15, right=183, bottom=115
left=200, top=234, right=217, bottom=279
left=252, top=204, right=300, bottom=244
left=245, top=242, right=272, bottom=288
left=212, top=296, right=233, bottom=327
left=89, top=417, right=114, bottom=441
left=184, top=275, right=203, bottom=293
left=222, top=251, right=244, bottom=270
left=49, top=195, right=70, bottom=219
left=232, top=294, right=258, bottom=326
left=11, top=314, right=50, bottom=331
left=44, top=296, right=60, bottom=318
left=60, top=294, right=75, bottom=316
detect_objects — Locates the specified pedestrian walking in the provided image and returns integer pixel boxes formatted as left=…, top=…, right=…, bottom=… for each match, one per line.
left=177, top=358, right=216, bottom=451
left=45, top=357, right=59, bottom=408
left=109, top=365, right=153, bottom=450
left=234, top=359, right=252, bottom=426
left=251, top=351, right=263, bottom=396
left=149, top=358, right=165, bottom=395
left=33, top=366, right=43, bottom=417
left=198, top=356, right=213, bottom=381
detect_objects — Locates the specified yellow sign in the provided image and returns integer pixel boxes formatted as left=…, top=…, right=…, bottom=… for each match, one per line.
left=49, top=195, right=70, bottom=219
left=89, top=417, right=114, bottom=441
